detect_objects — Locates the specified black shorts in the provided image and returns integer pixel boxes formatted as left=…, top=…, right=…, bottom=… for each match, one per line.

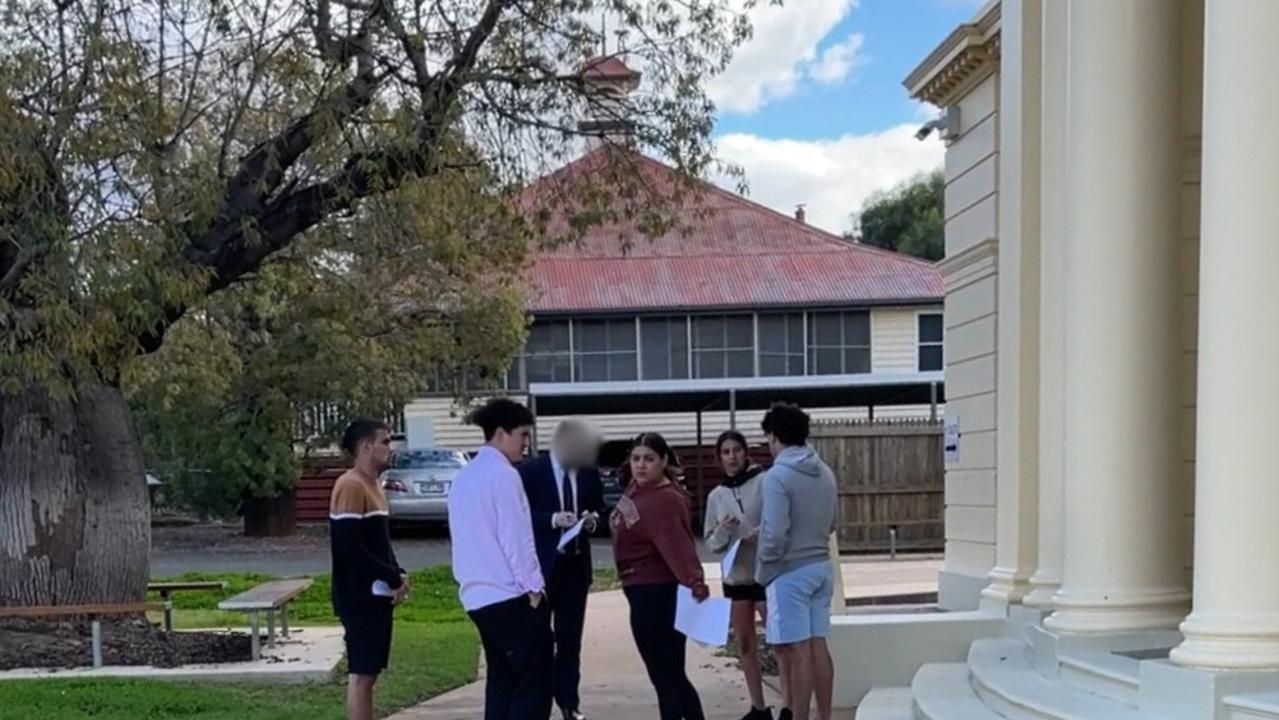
left=723, top=582, right=767, bottom=603
left=340, top=603, right=394, bottom=676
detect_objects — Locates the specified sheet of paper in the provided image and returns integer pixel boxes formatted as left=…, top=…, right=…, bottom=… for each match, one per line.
left=675, top=585, right=731, bottom=647
left=557, top=517, right=587, bottom=551
left=720, top=538, right=743, bottom=578
left=372, top=580, right=394, bottom=597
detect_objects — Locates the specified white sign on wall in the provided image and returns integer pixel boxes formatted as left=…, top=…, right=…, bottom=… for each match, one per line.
left=944, top=415, right=960, bottom=465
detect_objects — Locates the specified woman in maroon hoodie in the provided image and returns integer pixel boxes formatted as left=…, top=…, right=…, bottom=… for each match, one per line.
left=611, top=432, right=710, bottom=720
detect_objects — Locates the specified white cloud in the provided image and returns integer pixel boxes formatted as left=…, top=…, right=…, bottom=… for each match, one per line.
left=713, top=125, right=945, bottom=234
left=809, top=33, right=866, bottom=85
left=707, top=0, right=858, bottom=114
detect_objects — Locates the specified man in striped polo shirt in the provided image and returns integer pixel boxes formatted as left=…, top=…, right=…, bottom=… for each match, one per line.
left=330, top=419, right=409, bottom=720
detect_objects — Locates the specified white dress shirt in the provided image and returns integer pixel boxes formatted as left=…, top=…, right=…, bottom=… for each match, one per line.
left=550, top=453, right=579, bottom=525
left=448, top=445, right=545, bottom=611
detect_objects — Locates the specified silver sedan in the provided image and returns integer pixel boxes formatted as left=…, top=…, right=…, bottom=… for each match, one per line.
left=381, top=448, right=468, bottom=526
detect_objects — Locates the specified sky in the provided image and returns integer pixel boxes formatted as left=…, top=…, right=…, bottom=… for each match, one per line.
left=701, top=0, right=986, bottom=234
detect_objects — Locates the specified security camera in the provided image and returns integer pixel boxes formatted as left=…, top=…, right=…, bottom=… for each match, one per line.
left=915, top=120, right=942, bottom=141
left=915, top=107, right=960, bottom=143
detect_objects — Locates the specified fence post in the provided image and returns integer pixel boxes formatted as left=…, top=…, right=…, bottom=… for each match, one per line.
left=829, top=532, right=846, bottom=616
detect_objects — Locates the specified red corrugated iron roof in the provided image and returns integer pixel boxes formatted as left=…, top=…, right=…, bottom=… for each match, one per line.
left=520, top=147, right=943, bottom=314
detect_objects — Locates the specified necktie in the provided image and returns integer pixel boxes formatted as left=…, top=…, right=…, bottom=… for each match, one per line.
left=561, top=470, right=578, bottom=554
left=561, top=469, right=576, bottom=515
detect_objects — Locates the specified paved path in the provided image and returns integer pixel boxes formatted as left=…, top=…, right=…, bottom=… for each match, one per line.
left=389, top=587, right=782, bottom=720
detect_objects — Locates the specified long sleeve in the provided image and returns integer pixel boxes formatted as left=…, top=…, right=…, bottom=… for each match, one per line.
left=520, top=462, right=559, bottom=535
left=757, top=472, right=790, bottom=567
left=650, top=495, right=706, bottom=589
left=494, top=470, right=546, bottom=594
left=703, top=490, right=735, bottom=554
left=584, top=470, right=606, bottom=515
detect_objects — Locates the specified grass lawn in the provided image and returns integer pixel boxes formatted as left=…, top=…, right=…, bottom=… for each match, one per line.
left=1, top=566, right=624, bottom=719
left=0, top=567, right=477, bottom=720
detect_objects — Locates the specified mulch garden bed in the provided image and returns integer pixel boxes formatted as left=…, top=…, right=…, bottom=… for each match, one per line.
left=0, top=616, right=252, bottom=670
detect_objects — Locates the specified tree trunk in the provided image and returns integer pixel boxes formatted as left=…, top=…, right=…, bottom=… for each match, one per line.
left=0, top=381, right=150, bottom=607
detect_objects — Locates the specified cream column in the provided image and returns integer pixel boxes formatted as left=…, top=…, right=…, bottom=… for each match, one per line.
left=1170, top=0, right=1279, bottom=670
left=981, top=0, right=1042, bottom=608
left=1024, top=0, right=1066, bottom=609
left=1044, top=0, right=1189, bottom=633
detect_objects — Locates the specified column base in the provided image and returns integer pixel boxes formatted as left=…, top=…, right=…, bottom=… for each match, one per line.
left=1171, top=611, right=1279, bottom=670
left=1142, top=655, right=1279, bottom=720
left=981, top=566, right=1034, bottom=607
left=1024, top=571, right=1062, bottom=609
left=1045, top=586, right=1189, bottom=634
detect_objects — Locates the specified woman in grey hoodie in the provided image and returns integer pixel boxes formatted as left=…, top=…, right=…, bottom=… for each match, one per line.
left=703, top=430, right=775, bottom=720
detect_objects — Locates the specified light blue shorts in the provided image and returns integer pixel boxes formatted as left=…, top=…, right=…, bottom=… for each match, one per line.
left=765, top=561, right=834, bottom=645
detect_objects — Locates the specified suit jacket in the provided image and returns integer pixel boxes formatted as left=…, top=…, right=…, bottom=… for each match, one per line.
left=519, top=454, right=605, bottom=586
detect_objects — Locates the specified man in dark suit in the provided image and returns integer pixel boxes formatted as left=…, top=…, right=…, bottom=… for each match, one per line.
left=520, top=419, right=605, bottom=720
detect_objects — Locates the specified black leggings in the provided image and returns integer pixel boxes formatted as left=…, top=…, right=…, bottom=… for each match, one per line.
left=623, top=582, right=706, bottom=720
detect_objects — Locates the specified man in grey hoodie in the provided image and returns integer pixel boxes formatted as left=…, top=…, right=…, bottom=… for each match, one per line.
left=756, top=403, right=837, bottom=720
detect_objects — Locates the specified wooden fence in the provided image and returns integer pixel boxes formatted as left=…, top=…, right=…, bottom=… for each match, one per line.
left=810, top=418, right=944, bottom=554
left=293, top=418, right=945, bottom=550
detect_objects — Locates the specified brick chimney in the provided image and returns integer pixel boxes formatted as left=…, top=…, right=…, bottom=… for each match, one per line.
left=794, top=204, right=807, bottom=224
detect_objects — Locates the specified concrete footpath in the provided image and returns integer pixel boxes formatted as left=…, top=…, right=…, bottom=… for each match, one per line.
left=392, top=556, right=939, bottom=719
left=390, top=588, right=781, bottom=720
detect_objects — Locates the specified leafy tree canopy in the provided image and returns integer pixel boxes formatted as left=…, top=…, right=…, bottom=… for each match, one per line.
left=850, top=168, right=944, bottom=261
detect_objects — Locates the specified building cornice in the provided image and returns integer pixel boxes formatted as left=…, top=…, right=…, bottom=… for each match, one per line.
left=938, top=237, right=998, bottom=292
left=904, top=0, right=1002, bottom=107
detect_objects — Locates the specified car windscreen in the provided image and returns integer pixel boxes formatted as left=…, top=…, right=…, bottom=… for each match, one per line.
left=391, top=450, right=466, bottom=470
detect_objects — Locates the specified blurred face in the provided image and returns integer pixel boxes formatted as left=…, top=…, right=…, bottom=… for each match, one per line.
left=492, top=425, right=532, bottom=463
left=719, top=439, right=748, bottom=476
left=629, top=444, right=668, bottom=487
left=361, top=430, right=393, bottom=473
left=553, top=425, right=599, bottom=469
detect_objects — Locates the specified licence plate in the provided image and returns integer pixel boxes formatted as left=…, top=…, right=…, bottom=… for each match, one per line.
left=416, top=481, right=447, bottom=495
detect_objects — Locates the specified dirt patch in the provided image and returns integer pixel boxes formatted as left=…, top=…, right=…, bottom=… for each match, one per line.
left=0, top=617, right=253, bottom=670
left=151, top=522, right=329, bottom=553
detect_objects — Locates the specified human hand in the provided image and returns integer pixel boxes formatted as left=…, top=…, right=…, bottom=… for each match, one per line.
left=581, top=511, right=599, bottom=532
left=718, top=514, right=740, bottom=531
left=528, top=591, right=543, bottom=609
left=392, top=584, right=410, bottom=606
left=399, top=573, right=411, bottom=592
left=691, top=583, right=710, bottom=602
left=553, top=512, right=577, bottom=529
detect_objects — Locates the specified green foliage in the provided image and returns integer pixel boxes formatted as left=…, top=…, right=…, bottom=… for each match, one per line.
left=123, top=169, right=529, bottom=514
left=852, top=169, right=945, bottom=261
left=1, top=0, right=758, bottom=399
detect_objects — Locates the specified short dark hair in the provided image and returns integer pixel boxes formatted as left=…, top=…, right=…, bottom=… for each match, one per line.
left=342, top=419, right=389, bottom=456
left=760, top=402, right=810, bottom=446
left=468, top=398, right=534, bottom=441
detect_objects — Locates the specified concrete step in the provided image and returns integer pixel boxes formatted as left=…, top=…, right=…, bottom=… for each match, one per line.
left=1057, top=647, right=1142, bottom=706
left=911, top=663, right=1003, bottom=720
left=968, top=638, right=1158, bottom=720
left=855, top=688, right=914, bottom=720
left=1227, top=692, right=1279, bottom=720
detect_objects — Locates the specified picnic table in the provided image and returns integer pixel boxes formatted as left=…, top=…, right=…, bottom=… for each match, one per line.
left=217, top=578, right=313, bottom=660
left=147, top=580, right=227, bottom=632
left=0, top=603, right=166, bottom=668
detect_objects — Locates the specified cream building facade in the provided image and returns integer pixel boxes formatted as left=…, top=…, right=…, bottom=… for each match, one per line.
left=837, top=1, right=1279, bottom=719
